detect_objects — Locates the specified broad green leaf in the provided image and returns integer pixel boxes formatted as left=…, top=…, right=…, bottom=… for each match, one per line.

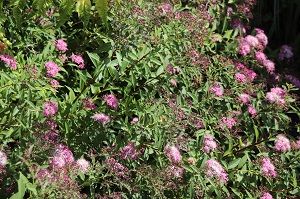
left=228, top=158, right=241, bottom=169
left=94, top=0, right=109, bottom=29
left=57, top=0, right=74, bottom=28
left=76, top=0, right=92, bottom=28
left=156, top=65, right=164, bottom=76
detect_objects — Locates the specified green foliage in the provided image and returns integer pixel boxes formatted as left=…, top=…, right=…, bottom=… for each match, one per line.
left=94, top=0, right=109, bottom=29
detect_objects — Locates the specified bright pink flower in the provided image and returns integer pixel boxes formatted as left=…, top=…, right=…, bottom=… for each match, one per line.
left=274, top=134, right=291, bottom=152
left=248, top=105, right=256, bottom=116
left=170, top=79, right=177, bottom=86
left=92, top=113, right=110, bottom=126
left=0, top=54, right=17, bottom=69
left=103, top=94, right=119, bottom=109
left=119, top=142, right=137, bottom=160
left=205, top=159, right=228, bottom=183
left=239, top=94, right=251, bottom=104
left=261, top=157, right=277, bottom=178
left=55, top=39, right=68, bottom=52
left=266, top=87, right=286, bottom=107
left=203, top=134, right=217, bottom=153
left=291, top=140, right=300, bottom=150
left=238, top=38, right=251, bottom=56
left=165, top=143, right=182, bottom=163
left=130, top=117, right=138, bottom=124
left=210, top=86, right=223, bottom=98
left=256, top=32, right=268, bottom=47
left=0, top=151, right=7, bottom=167
left=220, top=117, right=236, bottom=129
left=235, top=73, right=246, bottom=83
left=76, top=158, right=90, bottom=173
left=50, top=79, right=60, bottom=90
left=261, top=192, right=273, bottom=199
left=174, top=12, right=180, bottom=20
left=43, top=101, right=58, bottom=117
left=245, top=35, right=259, bottom=47
left=263, top=60, right=275, bottom=74
left=50, top=144, right=75, bottom=169
left=45, top=61, right=60, bottom=77
left=82, top=98, right=96, bottom=110
left=70, top=54, right=85, bottom=69
left=271, top=87, right=286, bottom=97
left=161, top=3, right=172, bottom=15
left=255, top=51, right=267, bottom=64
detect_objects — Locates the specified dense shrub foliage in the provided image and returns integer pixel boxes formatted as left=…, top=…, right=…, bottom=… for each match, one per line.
left=0, top=0, right=300, bottom=198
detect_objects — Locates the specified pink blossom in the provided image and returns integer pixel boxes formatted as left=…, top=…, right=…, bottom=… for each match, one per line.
left=43, top=101, right=58, bottom=117
left=130, top=117, right=138, bottom=124
left=103, top=94, right=119, bottom=109
left=105, top=158, right=129, bottom=179
left=169, top=101, right=176, bottom=108
left=263, top=60, right=275, bottom=74
left=174, top=12, right=180, bottom=20
left=244, top=68, right=257, bottom=82
left=170, top=79, right=177, bottom=86
left=0, top=151, right=7, bottom=167
left=45, top=61, right=60, bottom=77
left=119, top=142, right=137, bottom=160
left=168, top=165, right=184, bottom=178
left=274, top=134, right=291, bottom=152
left=0, top=54, right=17, bottom=69
left=58, top=54, right=68, bottom=63
left=205, top=159, right=228, bottom=183
left=203, top=134, right=217, bottom=153
left=279, top=45, right=293, bottom=60
left=261, top=157, right=277, bottom=178
left=256, top=32, right=268, bottom=47
left=50, top=144, right=75, bottom=169
left=220, top=117, right=237, bottom=129
left=210, top=86, right=223, bottom=98
left=235, top=73, right=246, bottom=83
left=271, top=87, right=286, bottom=97
left=291, top=140, right=300, bottom=150
left=82, top=98, right=96, bottom=110
left=76, top=158, right=90, bottom=173
left=161, top=3, right=172, bottom=15
left=248, top=105, right=256, bottom=116
left=238, top=38, right=251, bottom=56
left=50, top=79, right=60, bottom=90
left=55, top=39, right=68, bottom=52
left=239, top=94, right=251, bottom=104
left=266, top=87, right=286, bottom=107
left=92, top=113, right=110, bottom=126
left=165, top=143, right=182, bottom=163
left=261, top=192, right=273, bottom=199
left=70, top=54, right=85, bottom=69
left=255, top=51, right=267, bottom=64
left=245, top=35, right=259, bottom=47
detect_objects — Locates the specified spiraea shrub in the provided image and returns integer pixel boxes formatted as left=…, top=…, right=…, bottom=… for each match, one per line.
left=0, top=0, right=299, bottom=198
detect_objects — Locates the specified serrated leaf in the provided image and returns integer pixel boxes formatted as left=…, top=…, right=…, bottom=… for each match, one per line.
left=76, top=0, right=91, bottom=28
left=57, top=0, right=74, bottom=28
left=94, top=0, right=109, bottom=29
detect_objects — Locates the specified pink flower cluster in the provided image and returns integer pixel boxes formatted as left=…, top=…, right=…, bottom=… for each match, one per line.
left=82, top=98, right=96, bottom=110
left=248, top=105, right=257, bottom=116
left=119, top=142, right=137, bottom=160
left=70, top=54, right=85, bottom=69
left=203, top=134, right=217, bottom=153
left=50, top=144, right=75, bottom=169
left=239, top=94, right=251, bottom=104
left=234, top=62, right=257, bottom=82
left=0, top=54, right=17, bottom=69
left=255, top=51, right=275, bottom=74
left=220, top=117, right=237, bottom=129
left=266, top=87, right=286, bottom=107
left=205, top=159, right=228, bottom=183
left=50, top=79, right=60, bottom=90
left=0, top=151, right=7, bottom=174
left=103, top=94, right=119, bottom=109
left=274, top=134, right=291, bottom=152
left=279, top=45, right=293, bottom=61
left=45, top=61, right=60, bottom=77
left=260, top=192, right=273, bottom=199
left=232, top=20, right=246, bottom=34
left=165, top=143, right=182, bottom=163
left=55, top=39, right=68, bottom=53
left=76, top=158, right=90, bottom=173
left=92, top=113, right=110, bottom=126
left=235, top=73, right=247, bottom=84
left=291, top=140, right=300, bottom=150
left=130, top=117, right=138, bottom=124
left=168, top=165, right=184, bottom=178
left=161, top=3, right=172, bottom=16
left=261, top=157, right=277, bottom=178
left=210, top=86, right=223, bottom=98
left=43, top=100, right=58, bottom=117
left=166, top=63, right=181, bottom=75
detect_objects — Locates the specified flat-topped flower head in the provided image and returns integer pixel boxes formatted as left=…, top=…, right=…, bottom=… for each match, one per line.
left=261, top=192, right=273, bottom=199
left=205, top=159, right=228, bottom=183
left=92, top=113, right=110, bottom=126
left=0, top=54, right=17, bottom=69
left=261, top=157, right=277, bottom=178
left=43, top=100, right=58, bottom=117
left=70, top=54, right=85, bottom=69
left=0, top=151, right=7, bottom=167
left=55, top=39, right=68, bottom=52
left=203, top=134, right=217, bottom=153
left=103, top=94, right=119, bottom=110
left=76, top=158, right=90, bottom=173
left=45, top=61, right=60, bottom=77
left=274, top=134, right=291, bottom=152
left=165, top=143, right=182, bottom=163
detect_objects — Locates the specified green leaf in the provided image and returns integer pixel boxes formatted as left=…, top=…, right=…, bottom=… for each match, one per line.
left=57, top=0, right=74, bottom=28
left=94, top=0, right=109, bottom=29
left=254, top=125, right=259, bottom=142
left=33, top=0, right=47, bottom=15
left=156, top=65, right=164, bottom=76
left=76, top=0, right=92, bottom=28
left=228, top=158, right=241, bottom=169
